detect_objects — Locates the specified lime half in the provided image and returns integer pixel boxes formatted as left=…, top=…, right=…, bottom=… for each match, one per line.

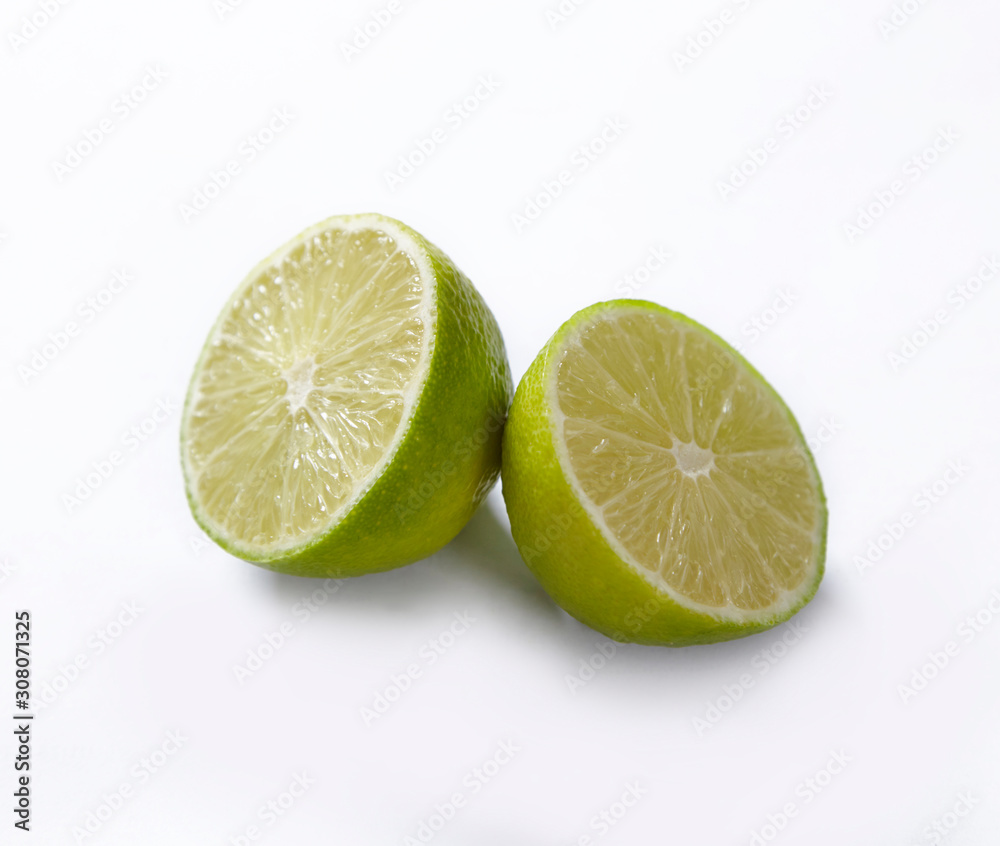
left=181, top=213, right=511, bottom=577
left=501, top=299, right=826, bottom=645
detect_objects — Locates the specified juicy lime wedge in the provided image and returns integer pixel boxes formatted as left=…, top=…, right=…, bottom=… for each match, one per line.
left=182, top=213, right=511, bottom=576
left=502, top=299, right=826, bottom=645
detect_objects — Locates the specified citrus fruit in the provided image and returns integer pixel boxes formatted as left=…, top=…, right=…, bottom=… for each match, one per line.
left=501, top=299, right=826, bottom=646
left=181, top=213, right=511, bottom=577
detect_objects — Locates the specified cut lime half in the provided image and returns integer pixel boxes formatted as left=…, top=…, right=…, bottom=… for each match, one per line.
left=182, top=213, right=511, bottom=576
left=501, top=299, right=826, bottom=645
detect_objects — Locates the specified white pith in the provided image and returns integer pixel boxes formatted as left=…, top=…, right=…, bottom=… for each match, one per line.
left=282, top=356, right=318, bottom=413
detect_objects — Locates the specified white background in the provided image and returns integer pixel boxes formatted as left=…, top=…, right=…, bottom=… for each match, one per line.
left=3, top=0, right=999, bottom=843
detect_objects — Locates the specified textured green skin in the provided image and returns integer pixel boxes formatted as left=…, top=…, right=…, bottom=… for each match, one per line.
left=182, top=215, right=512, bottom=577
left=501, top=299, right=827, bottom=646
